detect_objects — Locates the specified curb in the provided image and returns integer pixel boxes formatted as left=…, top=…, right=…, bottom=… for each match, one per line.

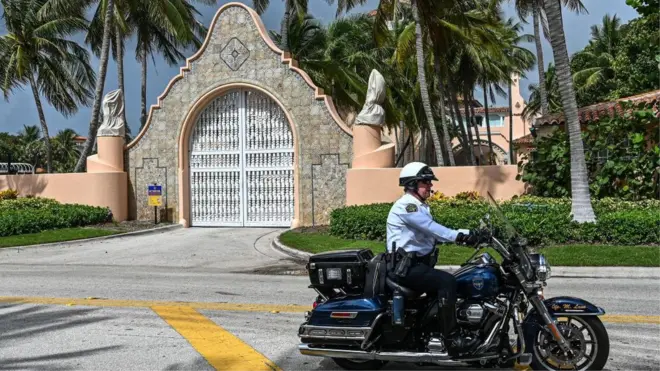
left=271, top=231, right=660, bottom=279
left=4, top=223, right=183, bottom=250
left=271, top=233, right=312, bottom=263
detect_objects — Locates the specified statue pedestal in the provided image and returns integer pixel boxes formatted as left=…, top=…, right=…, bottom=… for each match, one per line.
left=352, top=124, right=395, bottom=168
left=87, top=136, right=125, bottom=173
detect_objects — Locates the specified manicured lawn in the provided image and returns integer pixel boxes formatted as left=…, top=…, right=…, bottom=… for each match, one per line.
left=279, top=230, right=660, bottom=267
left=0, top=228, right=121, bottom=248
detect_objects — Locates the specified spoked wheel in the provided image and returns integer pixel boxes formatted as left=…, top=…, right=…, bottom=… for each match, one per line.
left=526, top=315, right=609, bottom=370
left=331, top=358, right=388, bottom=370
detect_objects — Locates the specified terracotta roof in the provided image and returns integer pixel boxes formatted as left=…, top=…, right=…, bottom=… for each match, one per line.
left=513, top=133, right=534, bottom=144
left=534, top=89, right=660, bottom=127
left=457, top=106, right=510, bottom=116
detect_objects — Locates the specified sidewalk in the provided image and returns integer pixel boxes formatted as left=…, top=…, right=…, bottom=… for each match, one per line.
left=272, top=234, right=660, bottom=279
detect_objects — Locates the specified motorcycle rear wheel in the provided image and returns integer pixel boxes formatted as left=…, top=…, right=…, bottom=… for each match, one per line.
left=331, top=358, right=388, bottom=370
left=525, top=315, right=609, bottom=370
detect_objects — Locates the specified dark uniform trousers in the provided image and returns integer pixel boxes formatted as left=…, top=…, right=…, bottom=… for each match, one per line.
left=393, top=250, right=459, bottom=337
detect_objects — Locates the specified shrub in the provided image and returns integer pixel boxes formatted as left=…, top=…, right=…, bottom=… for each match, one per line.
left=0, top=189, right=18, bottom=201
left=329, top=196, right=659, bottom=246
left=454, top=191, right=482, bottom=201
left=0, top=197, right=112, bottom=237
left=517, top=103, right=660, bottom=200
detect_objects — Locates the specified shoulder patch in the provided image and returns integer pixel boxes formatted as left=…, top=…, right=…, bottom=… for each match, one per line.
left=405, top=204, right=418, bottom=213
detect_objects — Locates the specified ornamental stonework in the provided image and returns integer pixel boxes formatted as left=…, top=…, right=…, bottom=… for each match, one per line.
left=125, top=3, right=353, bottom=226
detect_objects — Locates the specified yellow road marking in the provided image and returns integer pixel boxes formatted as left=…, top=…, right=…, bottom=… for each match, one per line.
left=152, top=306, right=280, bottom=371
left=0, top=296, right=659, bottom=324
left=600, top=314, right=660, bottom=324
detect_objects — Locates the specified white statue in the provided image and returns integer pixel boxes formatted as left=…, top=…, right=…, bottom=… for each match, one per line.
left=355, top=69, right=386, bottom=126
left=97, top=89, right=126, bottom=137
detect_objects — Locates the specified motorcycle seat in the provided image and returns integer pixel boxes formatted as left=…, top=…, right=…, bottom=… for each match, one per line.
left=386, top=276, right=421, bottom=298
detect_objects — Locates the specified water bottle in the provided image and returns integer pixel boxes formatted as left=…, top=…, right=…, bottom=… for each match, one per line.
left=392, top=289, right=404, bottom=326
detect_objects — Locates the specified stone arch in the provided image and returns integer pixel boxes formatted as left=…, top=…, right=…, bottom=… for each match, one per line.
left=453, top=140, right=509, bottom=165
left=125, top=2, right=353, bottom=227
left=177, top=82, right=300, bottom=228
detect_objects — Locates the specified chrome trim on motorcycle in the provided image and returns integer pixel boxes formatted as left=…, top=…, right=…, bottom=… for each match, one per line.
left=361, top=313, right=385, bottom=350
left=299, top=325, right=370, bottom=341
left=298, top=344, right=500, bottom=363
left=528, top=295, right=573, bottom=354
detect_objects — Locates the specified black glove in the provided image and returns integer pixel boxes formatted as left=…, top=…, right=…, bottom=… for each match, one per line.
left=456, top=229, right=484, bottom=246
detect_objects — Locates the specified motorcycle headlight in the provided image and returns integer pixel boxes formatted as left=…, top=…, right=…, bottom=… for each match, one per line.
left=530, top=253, right=551, bottom=282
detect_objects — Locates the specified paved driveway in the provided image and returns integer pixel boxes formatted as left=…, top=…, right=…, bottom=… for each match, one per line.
left=0, top=227, right=296, bottom=273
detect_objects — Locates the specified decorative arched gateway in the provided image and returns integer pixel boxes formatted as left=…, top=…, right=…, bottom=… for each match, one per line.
left=452, top=140, right=510, bottom=166
left=124, top=3, right=353, bottom=228
left=188, top=88, right=295, bottom=227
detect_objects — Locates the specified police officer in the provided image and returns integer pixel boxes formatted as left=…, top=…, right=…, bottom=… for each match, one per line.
left=386, top=161, right=484, bottom=355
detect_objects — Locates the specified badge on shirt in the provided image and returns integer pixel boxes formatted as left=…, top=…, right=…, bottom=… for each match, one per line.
left=405, top=204, right=418, bottom=213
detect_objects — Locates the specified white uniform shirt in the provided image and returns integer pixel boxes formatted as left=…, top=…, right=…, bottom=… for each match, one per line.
left=386, top=193, right=469, bottom=256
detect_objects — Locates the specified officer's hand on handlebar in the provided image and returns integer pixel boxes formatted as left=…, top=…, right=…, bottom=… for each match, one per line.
left=456, top=229, right=488, bottom=247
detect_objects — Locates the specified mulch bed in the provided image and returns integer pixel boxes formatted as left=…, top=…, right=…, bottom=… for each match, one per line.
left=87, top=220, right=174, bottom=233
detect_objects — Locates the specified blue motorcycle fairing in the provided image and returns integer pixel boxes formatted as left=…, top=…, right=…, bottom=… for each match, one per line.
left=531, top=296, right=605, bottom=317
left=308, top=297, right=385, bottom=327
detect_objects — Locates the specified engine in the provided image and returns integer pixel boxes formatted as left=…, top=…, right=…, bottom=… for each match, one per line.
left=457, top=300, right=506, bottom=326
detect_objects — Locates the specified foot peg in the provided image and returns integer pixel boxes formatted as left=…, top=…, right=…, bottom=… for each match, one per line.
left=518, top=353, right=532, bottom=366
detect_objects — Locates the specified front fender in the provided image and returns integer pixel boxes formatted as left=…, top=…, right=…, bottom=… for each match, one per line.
left=530, top=296, right=605, bottom=317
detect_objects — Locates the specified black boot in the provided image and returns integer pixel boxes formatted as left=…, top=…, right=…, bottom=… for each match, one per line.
left=439, top=298, right=479, bottom=356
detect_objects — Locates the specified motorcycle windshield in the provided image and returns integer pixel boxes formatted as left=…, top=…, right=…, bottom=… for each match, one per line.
left=485, top=192, right=535, bottom=280
left=485, top=191, right=519, bottom=241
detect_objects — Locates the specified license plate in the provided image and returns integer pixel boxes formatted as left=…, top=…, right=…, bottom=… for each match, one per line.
left=326, top=268, right=342, bottom=280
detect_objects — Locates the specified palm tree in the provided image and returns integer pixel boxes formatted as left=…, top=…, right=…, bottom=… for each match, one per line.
left=514, top=0, right=586, bottom=116
left=0, top=0, right=96, bottom=174
left=522, top=62, right=562, bottom=121
left=129, top=0, right=211, bottom=130
left=75, top=0, right=212, bottom=172
left=571, top=14, right=621, bottom=100
left=74, top=0, right=115, bottom=172
left=409, top=0, right=444, bottom=165
left=53, top=128, right=82, bottom=172
left=542, top=0, right=596, bottom=222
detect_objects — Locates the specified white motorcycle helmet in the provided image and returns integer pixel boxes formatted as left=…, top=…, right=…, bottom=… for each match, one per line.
left=399, top=161, right=438, bottom=189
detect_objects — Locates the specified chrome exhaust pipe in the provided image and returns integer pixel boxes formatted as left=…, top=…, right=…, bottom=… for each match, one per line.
left=298, top=344, right=498, bottom=364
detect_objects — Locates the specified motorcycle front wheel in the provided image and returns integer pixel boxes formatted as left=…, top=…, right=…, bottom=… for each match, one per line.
left=524, top=315, right=609, bottom=370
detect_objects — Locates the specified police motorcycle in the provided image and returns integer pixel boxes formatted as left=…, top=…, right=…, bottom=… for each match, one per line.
left=297, top=193, right=610, bottom=370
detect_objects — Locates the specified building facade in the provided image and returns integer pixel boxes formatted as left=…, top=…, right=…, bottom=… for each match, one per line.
left=125, top=3, right=353, bottom=228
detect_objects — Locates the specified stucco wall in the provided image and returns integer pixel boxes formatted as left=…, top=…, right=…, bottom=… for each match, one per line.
left=0, top=173, right=128, bottom=221
left=125, top=3, right=352, bottom=226
left=346, top=165, right=525, bottom=206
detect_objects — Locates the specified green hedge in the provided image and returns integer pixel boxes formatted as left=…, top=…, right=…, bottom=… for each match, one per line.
left=0, top=198, right=112, bottom=237
left=329, top=196, right=660, bottom=246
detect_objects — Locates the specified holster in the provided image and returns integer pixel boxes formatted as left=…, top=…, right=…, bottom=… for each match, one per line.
left=393, top=248, right=415, bottom=278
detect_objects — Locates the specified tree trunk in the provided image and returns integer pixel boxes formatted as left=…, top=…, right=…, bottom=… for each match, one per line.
left=508, top=81, right=515, bottom=164
left=29, top=76, right=52, bottom=173
left=411, top=0, right=444, bottom=166
left=140, top=41, right=148, bottom=130
left=543, top=0, right=596, bottom=223
left=74, top=0, right=114, bottom=172
left=483, top=84, right=495, bottom=165
left=533, top=2, right=548, bottom=115
left=115, top=23, right=128, bottom=135
left=451, top=94, right=473, bottom=165
left=281, top=1, right=291, bottom=52
left=469, top=91, right=484, bottom=165
left=434, top=57, right=455, bottom=166
left=461, top=90, right=477, bottom=165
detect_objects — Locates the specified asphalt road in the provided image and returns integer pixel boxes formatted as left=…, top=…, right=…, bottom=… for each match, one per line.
left=0, top=227, right=658, bottom=371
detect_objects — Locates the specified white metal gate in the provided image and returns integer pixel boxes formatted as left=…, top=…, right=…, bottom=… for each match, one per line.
left=189, top=89, right=294, bottom=227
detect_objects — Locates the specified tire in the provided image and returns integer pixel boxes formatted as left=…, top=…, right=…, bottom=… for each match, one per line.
left=331, top=358, right=388, bottom=370
left=524, top=315, right=610, bottom=371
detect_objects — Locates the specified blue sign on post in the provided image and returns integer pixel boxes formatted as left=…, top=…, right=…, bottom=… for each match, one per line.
left=148, top=184, right=162, bottom=223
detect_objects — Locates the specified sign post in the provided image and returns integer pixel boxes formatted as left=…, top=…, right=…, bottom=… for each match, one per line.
left=148, top=184, right=162, bottom=224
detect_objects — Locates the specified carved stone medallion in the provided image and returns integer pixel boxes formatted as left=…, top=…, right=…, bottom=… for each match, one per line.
left=220, top=37, right=249, bottom=71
